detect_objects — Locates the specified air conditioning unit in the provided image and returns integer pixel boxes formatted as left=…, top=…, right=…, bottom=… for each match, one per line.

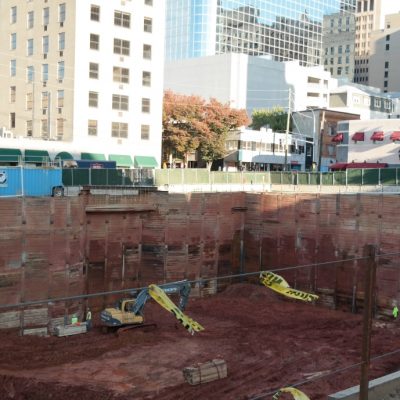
left=121, top=0, right=126, bottom=5
left=58, top=79, right=63, bottom=83
left=119, top=56, right=124, bottom=62
left=43, top=81, right=47, bottom=87
left=43, top=53, right=47, bottom=59
left=44, top=25, right=47, bottom=31
left=42, top=109, right=47, bottom=115
left=58, top=108, right=62, bottom=114
left=59, top=51, right=63, bottom=57
left=119, top=84, right=123, bottom=89
left=118, top=112, right=123, bottom=117
left=60, top=22, right=64, bottom=27
left=117, top=139, right=122, bottom=144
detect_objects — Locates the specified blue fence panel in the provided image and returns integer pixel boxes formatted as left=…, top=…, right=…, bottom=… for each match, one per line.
left=0, top=167, right=62, bottom=197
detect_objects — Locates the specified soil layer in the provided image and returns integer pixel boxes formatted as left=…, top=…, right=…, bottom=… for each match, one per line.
left=1, top=283, right=400, bottom=400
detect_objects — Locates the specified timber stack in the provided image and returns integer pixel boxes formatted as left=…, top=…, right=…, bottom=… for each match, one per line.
left=183, top=359, right=227, bottom=385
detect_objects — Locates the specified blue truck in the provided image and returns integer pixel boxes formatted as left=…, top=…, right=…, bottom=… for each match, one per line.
left=0, top=167, right=64, bottom=197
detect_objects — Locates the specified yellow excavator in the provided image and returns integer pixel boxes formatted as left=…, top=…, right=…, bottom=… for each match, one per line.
left=100, top=280, right=191, bottom=333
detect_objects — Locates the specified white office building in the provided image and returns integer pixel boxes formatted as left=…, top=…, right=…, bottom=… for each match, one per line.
left=0, top=0, right=163, bottom=168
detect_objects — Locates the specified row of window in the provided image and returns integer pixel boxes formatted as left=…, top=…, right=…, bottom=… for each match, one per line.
left=324, top=45, right=351, bottom=55
left=9, top=62, right=65, bottom=82
left=89, top=34, right=152, bottom=57
left=9, top=114, right=150, bottom=141
left=88, top=92, right=151, bottom=113
left=10, top=32, right=65, bottom=55
left=325, top=56, right=351, bottom=65
left=89, top=63, right=151, bottom=86
left=10, top=4, right=65, bottom=26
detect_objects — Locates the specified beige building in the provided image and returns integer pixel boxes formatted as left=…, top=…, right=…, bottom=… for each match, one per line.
left=0, top=0, right=164, bottom=167
left=322, top=12, right=356, bottom=81
left=369, top=13, right=400, bottom=92
left=353, top=0, right=399, bottom=85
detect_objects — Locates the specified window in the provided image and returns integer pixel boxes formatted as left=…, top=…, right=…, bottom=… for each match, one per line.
left=57, top=90, right=64, bottom=108
left=41, top=119, right=48, bottom=136
left=10, top=33, right=17, bottom=50
left=27, top=11, right=34, bottom=29
left=143, top=44, right=152, bottom=59
left=337, top=67, right=342, bottom=75
left=384, top=71, right=388, bottom=78
left=142, top=98, right=150, bottom=113
left=10, top=113, right=16, bottom=129
left=112, top=94, right=129, bottom=111
left=41, top=91, right=49, bottom=109
left=141, top=125, right=150, bottom=140
left=386, top=34, right=390, bottom=41
left=113, top=67, right=129, bottom=83
left=142, top=71, right=151, bottom=86
left=10, top=6, right=17, bottom=24
left=113, top=38, right=130, bottom=55
left=59, top=3, right=66, bottom=23
left=114, top=11, right=130, bottom=28
left=90, top=5, right=100, bottom=21
left=42, top=64, right=48, bottom=81
left=26, top=93, right=33, bottom=110
left=56, top=119, right=64, bottom=138
left=345, top=45, right=350, bottom=53
left=89, top=91, right=98, bottom=107
left=374, top=98, right=381, bottom=108
left=26, top=120, right=33, bottom=137
left=90, top=33, right=99, bottom=50
left=144, top=17, right=152, bottom=32
left=88, top=120, right=97, bottom=136
left=10, top=60, right=16, bottom=77
left=338, top=56, right=342, bottom=64
left=43, top=8, right=49, bottom=26
left=385, top=44, right=390, bottom=51
left=111, top=122, right=128, bottom=138
left=330, top=46, right=334, bottom=55
left=27, top=39, right=34, bottom=56
left=43, top=36, right=49, bottom=53
left=58, top=32, right=65, bottom=50
left=385, top=61, right=389, bottom=69
left=89, top=62, right=99, bottom=79
left=27, top=65, right=35, bottom=82
left=10, top=86, right=16, bottom=103
left=338, top=45, right=342, bottom=54
left=384, top=81, right=388, bottom=88
left=58, top=61, right=65, bottom=80
left=145, top=0, right=153, bottom=5
left=370, top=0, right=374, bottom=11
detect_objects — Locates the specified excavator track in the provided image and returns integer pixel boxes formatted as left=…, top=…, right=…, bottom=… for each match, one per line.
left=116, top=323, right=157, bottom=336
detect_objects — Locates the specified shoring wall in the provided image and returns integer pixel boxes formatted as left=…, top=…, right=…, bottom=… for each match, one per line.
left=0, top=191, right=245, bottom=333
left=0, top=191, right=400, bottom=333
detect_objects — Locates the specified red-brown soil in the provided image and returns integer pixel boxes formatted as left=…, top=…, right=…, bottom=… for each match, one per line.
left=1, top=283, right=400, bottom=400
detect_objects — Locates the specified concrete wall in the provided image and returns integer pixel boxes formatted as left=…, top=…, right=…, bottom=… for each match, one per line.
left=1, top=191, right=400, bottom=333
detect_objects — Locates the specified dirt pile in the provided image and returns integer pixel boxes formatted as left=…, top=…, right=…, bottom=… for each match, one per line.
left=1, top=283, right=400, bottom=400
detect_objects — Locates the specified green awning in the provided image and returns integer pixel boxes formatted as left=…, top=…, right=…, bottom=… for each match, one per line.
left=109, top=154, right=133, bottom=167
left=55, top=151, right=74, bottom=160
left=24, top=149, right=50, bottom=163
left=0, top=148, right=22, bottom=163
left=134, top=156, right=158, bottom=168
left=81, top=152, right=106, bottom=161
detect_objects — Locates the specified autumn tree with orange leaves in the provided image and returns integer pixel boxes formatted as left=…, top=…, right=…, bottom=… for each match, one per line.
left=163, top=91, right=249, bottom=168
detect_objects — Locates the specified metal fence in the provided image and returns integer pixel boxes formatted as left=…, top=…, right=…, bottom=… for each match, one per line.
left=62, top=168, right=154, bottom=186
left=154, top=168, right=400, bottom=187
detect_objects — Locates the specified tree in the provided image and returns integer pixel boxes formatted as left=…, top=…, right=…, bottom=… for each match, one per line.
left=162, top=91, right=211, bottom=167
left=251, top=107, right=288, bottom=131
left=163, top=91, right=249, bottom=168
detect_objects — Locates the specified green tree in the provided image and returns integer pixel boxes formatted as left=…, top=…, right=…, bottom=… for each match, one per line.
left=251, top=107, right=288, bottom=131
left=163, top=91, right=249, bottom=168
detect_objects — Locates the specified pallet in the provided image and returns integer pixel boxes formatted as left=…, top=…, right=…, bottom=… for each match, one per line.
left=183, top=359, right=227, bottom=385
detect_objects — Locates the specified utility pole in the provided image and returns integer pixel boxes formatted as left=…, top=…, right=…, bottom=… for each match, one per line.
left=359, top=244, right=377, bottom=400
left=284, top=88, right=291, bottom=171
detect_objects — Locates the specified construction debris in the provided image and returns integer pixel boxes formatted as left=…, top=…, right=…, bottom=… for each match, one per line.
left=54, top=323, right=87, bottom=337
left=183, top=359, right=227, bottom=385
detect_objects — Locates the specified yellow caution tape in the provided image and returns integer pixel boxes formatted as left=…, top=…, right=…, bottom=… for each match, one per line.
left=260, top=271, right=318, bottom=302
left=272, top=387, right=310, bottom=400
left=148, top=284, right=205, bottom=335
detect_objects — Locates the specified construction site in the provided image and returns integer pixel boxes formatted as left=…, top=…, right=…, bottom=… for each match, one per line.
left=1, top=189, right=400, bottom=399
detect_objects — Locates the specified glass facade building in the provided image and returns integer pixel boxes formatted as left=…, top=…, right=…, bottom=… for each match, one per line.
left=166, top=0, right=356, bottom=66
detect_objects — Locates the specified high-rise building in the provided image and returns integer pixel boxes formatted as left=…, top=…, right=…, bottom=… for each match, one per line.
left=353, top=0, right=399, bottom=84
left=322, top=12, right=356, bottom=81
left=369, top=13, right=400, bottom=92
left=165, top=0, right=356, bottom=66
left=0, top=0, right=164, bottom=166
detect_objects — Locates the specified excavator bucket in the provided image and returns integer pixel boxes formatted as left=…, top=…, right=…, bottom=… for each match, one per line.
left=273, top=387, right=310, bottom=400
left=148, top=284, right=204, bottom=335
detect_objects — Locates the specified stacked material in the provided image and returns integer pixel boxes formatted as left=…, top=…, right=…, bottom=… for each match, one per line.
left=54, top=323, right=87, bottom=337
left=183, top=359, right=227, bottom=385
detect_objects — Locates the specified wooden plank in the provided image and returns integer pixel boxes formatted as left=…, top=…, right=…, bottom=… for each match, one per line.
left=183, top=359, right=227, bottom=385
